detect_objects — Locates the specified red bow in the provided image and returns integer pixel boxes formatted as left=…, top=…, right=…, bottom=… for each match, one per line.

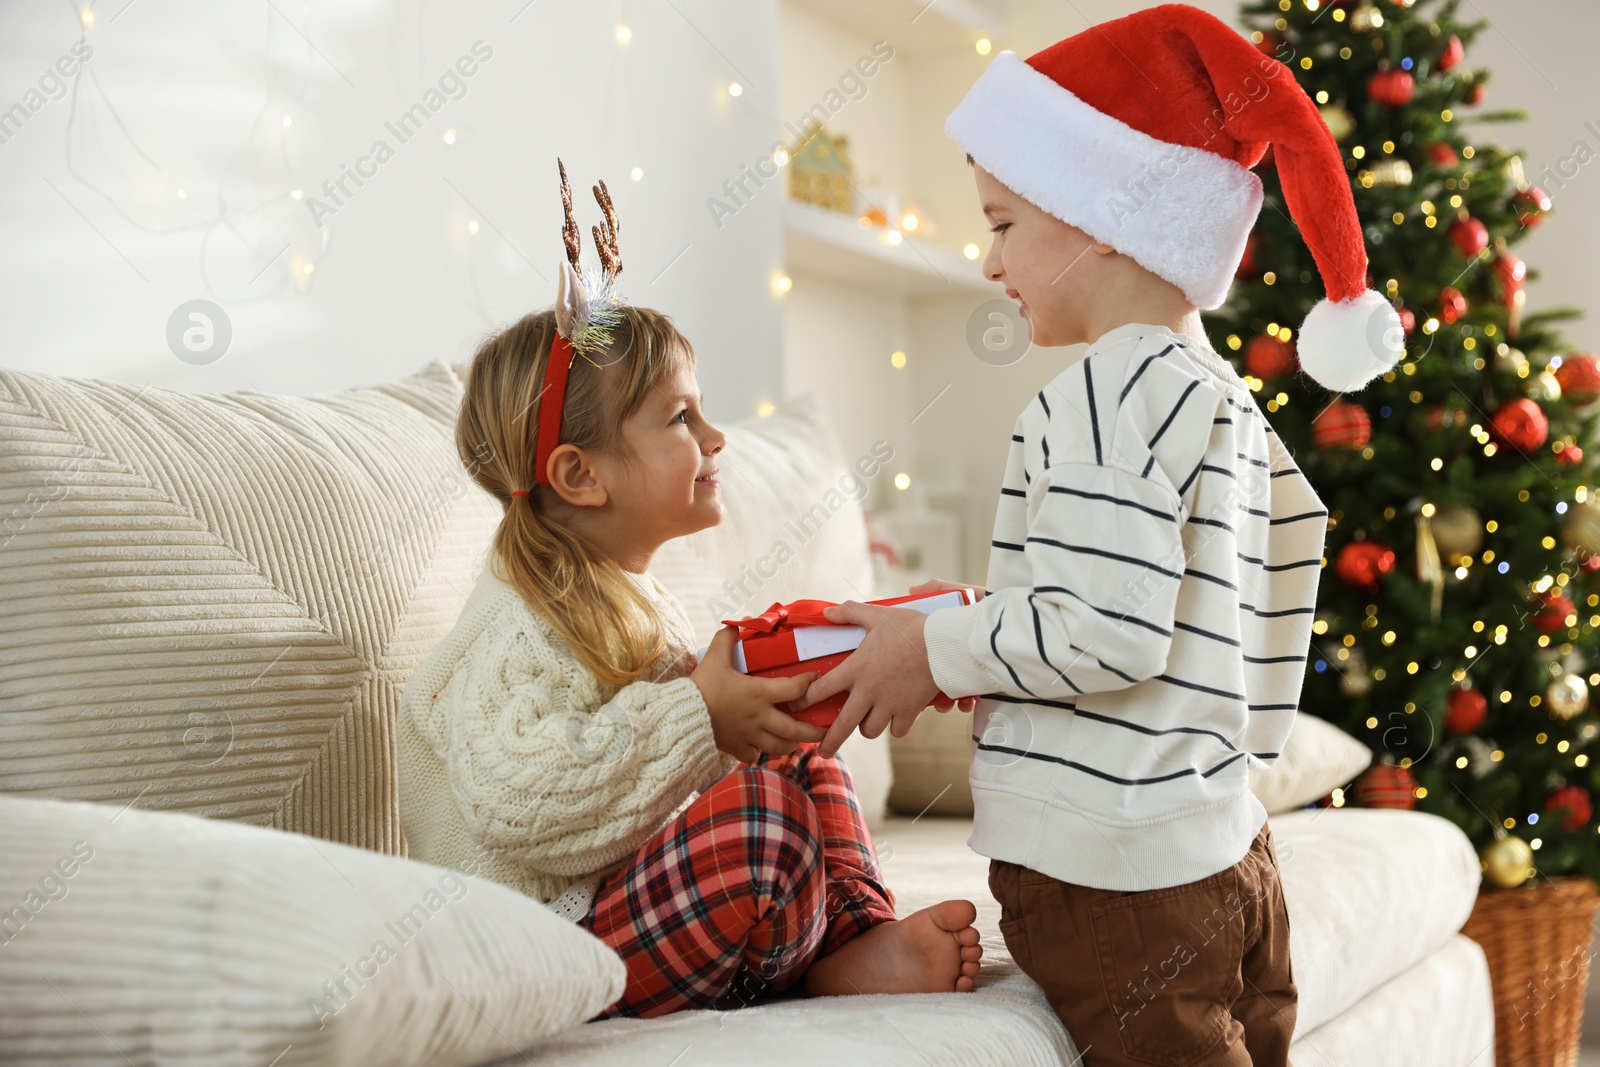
left=721, top=600, right=841, bottom=641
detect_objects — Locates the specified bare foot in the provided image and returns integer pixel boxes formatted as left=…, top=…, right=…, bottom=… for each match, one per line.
left=801, top=899, right=983, bottom=997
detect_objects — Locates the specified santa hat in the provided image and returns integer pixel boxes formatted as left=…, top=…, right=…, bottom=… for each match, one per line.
left=945, top=3, right=1402, bottom=393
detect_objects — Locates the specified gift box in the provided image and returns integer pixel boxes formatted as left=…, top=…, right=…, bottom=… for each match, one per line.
left=699, top=588, right=978, bottom=728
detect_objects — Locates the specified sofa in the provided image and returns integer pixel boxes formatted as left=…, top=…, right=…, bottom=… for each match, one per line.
left=0, top=360, right=1495, bottom=1064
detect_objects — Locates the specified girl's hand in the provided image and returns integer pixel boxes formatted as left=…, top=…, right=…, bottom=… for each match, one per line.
left=909, top=577, right=986, bottom=602
left=691, top=627, right=827, bottom=763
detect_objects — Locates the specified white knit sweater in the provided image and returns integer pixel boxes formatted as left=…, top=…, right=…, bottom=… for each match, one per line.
left=397, top=553, right=740, bottom=922
left=924, top=322, right=1326, bottom=892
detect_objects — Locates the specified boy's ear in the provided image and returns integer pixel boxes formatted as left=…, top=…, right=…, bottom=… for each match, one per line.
left=545, top=444, right=609, bottom=509
left=1090, top=240, right=1118, bottom=256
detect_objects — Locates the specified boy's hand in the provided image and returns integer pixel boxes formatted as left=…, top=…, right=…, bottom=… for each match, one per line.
left=796, top=602, right=941, bottom=758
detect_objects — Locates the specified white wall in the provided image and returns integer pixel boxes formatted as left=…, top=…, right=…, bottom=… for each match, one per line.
left=0, top=0, right=783, bottom=425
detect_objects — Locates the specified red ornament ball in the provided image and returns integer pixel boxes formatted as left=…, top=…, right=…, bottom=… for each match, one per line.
left=1545, top=785, right=1593, bottom=833
left=1489, top=397, right=1549, bottom=452
left=1558, top=443, right=1585, bottom=468
left=1428, top=142, right=1460, bottom=168
left=1437, top=35, right=1465, bottom=73
left=1515, top=185, right=1552, bottom=228
left=1444, top=687, right=1488, bottom=734
left=1439, top=286, right=1468, bottom=324
left=1245, top=334, right=1297, bottom=379
left=1467, top=80, right=1487, bottom=105
left=1492, top=253, right=1526, bottom=299
left=1532, top=592, right=1576, bottom=634
left=1397, top=307, right=1417, bottom=336
left=1336, top=541, right=1397, bottom=592
left=1368, top=69, right=1416, bottom=107
left=1449, top=217, right=1489, bottom=259
left=1355, top=762, right=1418, bottom=810
left=1555, top=353, right=1600, bottom=404
left=1425, top=405, right=1469, bottom=431
left=1313, top=401, right=1372, bottom=450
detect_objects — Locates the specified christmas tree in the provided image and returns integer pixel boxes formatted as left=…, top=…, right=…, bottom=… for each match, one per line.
left=1205, top=0, right=1599, bottom=888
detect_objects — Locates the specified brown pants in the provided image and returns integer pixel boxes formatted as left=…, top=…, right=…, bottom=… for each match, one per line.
left=989, top=821, right=1296, bottom=1067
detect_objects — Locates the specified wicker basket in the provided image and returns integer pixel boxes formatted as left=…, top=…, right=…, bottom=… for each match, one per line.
left=1460, top=875, right=1600, bottom=1067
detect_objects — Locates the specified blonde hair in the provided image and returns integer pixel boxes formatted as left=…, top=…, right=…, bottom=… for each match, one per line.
left=456, top=305, right=696, bottom=688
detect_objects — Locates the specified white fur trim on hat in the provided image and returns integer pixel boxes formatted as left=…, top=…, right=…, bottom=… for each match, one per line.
left=1297, top=289, right=1405, bottom=392
left=946, top=50, right=1262, bottom=310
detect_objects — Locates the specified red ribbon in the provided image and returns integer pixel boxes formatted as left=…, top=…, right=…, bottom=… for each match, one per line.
left=720, top=599, right=841, bottom=641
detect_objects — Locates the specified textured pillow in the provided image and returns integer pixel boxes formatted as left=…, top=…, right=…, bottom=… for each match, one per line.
left=0, top=793, right=623, bottom=1066
left=0, top=361, right=502, bottom=854
left=1250, top=711, right=1374, bottom=814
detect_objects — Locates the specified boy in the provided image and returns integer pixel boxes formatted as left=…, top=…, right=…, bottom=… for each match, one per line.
left=798, top=5, right=1402, bottom=1064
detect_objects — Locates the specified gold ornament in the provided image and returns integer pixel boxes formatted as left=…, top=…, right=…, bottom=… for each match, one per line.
left=1495, top=346, right=1530, bottom=377
left=1415, top=513, right=1444, bottom=622
left=1338, top=647, right=1372, bottom=697
left=1367, top=158, right=1414, bottom=186
left=1350, top=3, right=1383, bottom=31
left=1320, top=104, right=1356, bottom=142
left=1561, top=499, right=1600, bottom=557
left=1547, top=673, right=1590, bottom=721
left=1429, top=504, right=1483, bottom=563
left=1527, top=369, right=1563, bottom=403
left=1482, top=834, right=1535, bottom=888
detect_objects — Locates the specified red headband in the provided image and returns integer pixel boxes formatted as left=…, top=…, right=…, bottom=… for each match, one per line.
left=532, top=332, right=577, bottom=488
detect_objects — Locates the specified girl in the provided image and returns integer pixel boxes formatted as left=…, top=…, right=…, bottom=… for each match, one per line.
left=397, top=163, right=982, bottom=1019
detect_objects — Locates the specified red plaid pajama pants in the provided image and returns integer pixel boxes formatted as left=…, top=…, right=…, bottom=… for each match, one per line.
left=576, top=741, right=899, bottom=1019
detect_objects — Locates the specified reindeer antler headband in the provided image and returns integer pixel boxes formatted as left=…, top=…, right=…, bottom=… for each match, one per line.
left=530, top=157, right=628, bottom=490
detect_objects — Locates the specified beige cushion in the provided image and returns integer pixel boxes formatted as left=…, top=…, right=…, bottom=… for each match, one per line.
left=0, top=360, right=502, bottom=853
left=0, top=793, right=624, bottom=1066
left=890, top=709, right=1372, bottom=820
left=1249, top=712, right=1373, bottom=815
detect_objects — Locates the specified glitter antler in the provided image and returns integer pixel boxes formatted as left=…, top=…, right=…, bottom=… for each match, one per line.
left=558, top=158, right=582, bottom=271
left=592, top=179, right=621, bottom=279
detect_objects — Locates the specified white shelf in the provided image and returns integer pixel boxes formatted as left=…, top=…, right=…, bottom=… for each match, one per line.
left=783, top=0, right=1004, bottom=52
left=783, top=199, right=996, bottom=298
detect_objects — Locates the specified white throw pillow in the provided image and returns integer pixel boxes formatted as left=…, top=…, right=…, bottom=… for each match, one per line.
left=1249, top=712, right=1374, bottom=814
left=0, top=793, right=624, bottom=1066
left=0, top=360, right=502, bottom=854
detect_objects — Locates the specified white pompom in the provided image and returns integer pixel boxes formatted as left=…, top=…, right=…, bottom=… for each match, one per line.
left=1296, top=290, right=1405, bottom=393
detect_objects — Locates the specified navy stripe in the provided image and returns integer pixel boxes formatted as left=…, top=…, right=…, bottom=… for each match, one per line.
left=1270, top=509, right=1328, bottom=524
left=1188, top=515, right=1235, bottom=533
left=1147, top=379, right=1202, bottom=451
left=1085, top=361, right=1102, bottom=465
left=1263, top=557, right=1322, bottom=572
left=990, top=605, right=1038, bottom=698
left=1035, top=585, right=1173, bottom=637
left=1155, top=674, right=1247, bottom=701
left=1238, top=452, right=1270, bottom=468
left=1120, top=343, right=1176, bottom=401
left=993, top=539, right=1025, bottom=552
left=1243, top=652, right=1308, bottom=664
left=1073, top=707, right=1240, bottom=752
left=1249, top=704, right=1300, bottom=711
left=1174, top=620, right=1240, bottom=646
left=1012, top=434, right=1025, bottom=443
left=1075, top=644, right=1139, bottom=686
left=1027, top=537, right=1183, bottom=579
left=1029, top=592, right=1082, bottom=695
left=1046, top=485, right=1176, bottom=522
left=1001, top=486, right=1026, bottom=498
left=981, top=692, right=1078, bottom=711
left=1270, top=468, right=1298, bottom=478
left=1240, top=603, right=1315, bottom=618
left=1201, top=464, right=1237, bottom=479
left=1038, top=389, right=1051, bottom=418
left=1185, top=567, right=1239, bottom=591
left=971, top=739, right=1251, bottom=786
left=1179, top=458, right=1204, bottom=496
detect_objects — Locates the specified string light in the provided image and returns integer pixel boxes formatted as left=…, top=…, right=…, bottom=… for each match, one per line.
left=616, top=24, right=632, bottom=44
left=963, top=243, right=980, bottom=260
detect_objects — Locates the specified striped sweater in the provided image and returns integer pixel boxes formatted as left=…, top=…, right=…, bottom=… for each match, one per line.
left=923, top=322, right=1327, bottom=891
